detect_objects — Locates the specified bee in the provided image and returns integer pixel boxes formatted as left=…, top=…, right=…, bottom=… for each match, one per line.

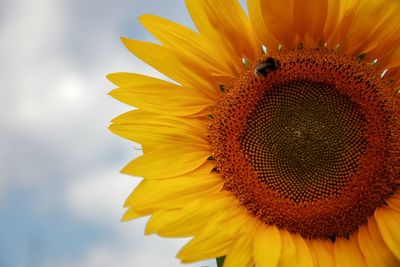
left=254, top=57, right=280, bottom=78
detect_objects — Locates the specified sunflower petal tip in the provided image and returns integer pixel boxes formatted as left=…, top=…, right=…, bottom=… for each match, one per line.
left=106, top=73, right=121, bottom=86
left=121, top=212, right=132, bottom=222
left=144, top=229, right=152, bottom=236
left=105, top=73, right=113, bottom=80
left=175, top=249, right=184, bottom=260
left=105, top=75, right=113, bottom=85
left=144, top=224, right=156, bottom=236
left=122, top=200, right=130, bottom=209
left=120, top=164, right=141, bottom=177
left=120, top=167, right=129, bottom=175
left=120, top=36, right=131, bottom=46
left=107, top=123, right=117, bottom=134
left=107, top=91, right=117, bottom=100
left=138, top=13, right=155, bottom=22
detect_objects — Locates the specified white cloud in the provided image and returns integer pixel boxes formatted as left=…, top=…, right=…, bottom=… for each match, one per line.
left=56, top=242, right=217, bottom=267
left=0, top=0, right=174, bottom=195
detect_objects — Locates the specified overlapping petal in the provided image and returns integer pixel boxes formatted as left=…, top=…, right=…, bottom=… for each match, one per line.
left=340, top=0, right=400, bottom=56
left=144, top=191, right=230, bottom=237
left=185, top=0, right=260, bottom=69
left=248, top=0, right=296, bottom=49
left=139, top=14, right=233, bottom=80
left=122, top=162, right=218, bottom=221
left=178, top=205, right=249, bottom=263
left=109, top=110, right=208, bottom=147
left=223, top=222, right=256, bottom=267
left=375, top=207, right=400, bottom=260
left=121, top=38, right=218, bottom=97
left=325, top=0, right=362, bottom=47
left=334, top=236, right=367, bottom=266
left=292, top=0, right=328, bottom=48
left=253, top=225, right=282, bottom=267
left=247, top=0, right=279, bottom=52
left=358, top=217, right=400, bottom=267
left=108, top=73, right=216, bottom=116
left=277, top=231, right=314, bottom=267
left=123, top=166, right=221, bottom=215
left=121, top=144, right=210, bottom=178
left=277, top=230, right=297, bottom=267
left=322, top=0, right=341, bottom=47
left=308, top=239, right=335, bottom=267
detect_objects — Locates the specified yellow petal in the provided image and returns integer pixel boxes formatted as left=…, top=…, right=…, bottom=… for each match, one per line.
left=109, top=110, right=208, bottom=146
left=278, top=231, right=314, bottom=267
left=178, top=204, right=248, bottom=263
left=224, top=222, right=257, bottom=267
left=291, top=234, right=314, bottom=267
left=111, top=109, right=208, bottom=128
left=185, top=0, right=260, bottom=68
left=145, top=192, right=231, bottom=237
left=334, top=237, right=367, bottom=266
left=134, top=157, right=215, bottom=180
left=364, top=0, right=400, bottom=66
left=278, top=230, right=296, bottom=267
left=197, top=202, right=246, bottom=237
left=378, top=45, right=400, bottom=70
left=388, top=197, right=400, bottom=212
left=121, top=208, right=146, bottom=221
left=367, top=215, right=400, bottom=266
left=121, top=37, right=217, bottom=96
left=292, top=0, right=328, bottom=48
left=359, top=217, right=400, bottom=267
left=358, top=224, right=381, bottom=267
left=375, top=207, right=400, bottom=260
left=108, top=81, right=216, bottom=117
left=126, top=172, right=222, bottom=208
left=253, top=225, right=281, bottom=267
left=122, top=144, right=210, bottom=178
left=308, top=239, right=335, bottom=267
left=124, top=173, right=222, bottom=211
left=139, top=14, right=233, bottom=78
left=107, top=72, right=171, bottom=87
left=255, top=0, right=297, bottom=49
left=179, top=234, right=232, bottom=263
left=323, top=0, right=341, bottom=48
left=122, top=161, right=219, bottom=221
left=391, top=192, right=400, bottom=201
left=341, top=0, right=400, bottom=56
left=145, top=207, right=205, bottom=237
left=326, top=0, right=361, bottom=46
left=247, top=0, right=279, bottom=52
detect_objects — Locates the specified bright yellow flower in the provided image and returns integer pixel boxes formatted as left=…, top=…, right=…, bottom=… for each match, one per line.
left=108, top=0, right=400, bottom=266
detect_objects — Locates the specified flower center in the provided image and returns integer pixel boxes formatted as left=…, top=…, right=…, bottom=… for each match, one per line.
left=209, top=48, right=399, bottom=239
left=241, top=79, right=367, bottom=203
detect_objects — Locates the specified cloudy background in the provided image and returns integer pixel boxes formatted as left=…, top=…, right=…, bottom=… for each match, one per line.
left=0, top=0, right=246, bottom=266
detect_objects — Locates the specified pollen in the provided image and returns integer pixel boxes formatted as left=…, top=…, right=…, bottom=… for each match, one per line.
left=209, top=48, right=400, bottom=239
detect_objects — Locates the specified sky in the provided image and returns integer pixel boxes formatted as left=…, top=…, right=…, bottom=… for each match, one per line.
left=0, top=0, right=251, bottom=266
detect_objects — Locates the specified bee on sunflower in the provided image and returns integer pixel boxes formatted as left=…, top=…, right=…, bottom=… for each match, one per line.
left=108, top=0, right=400, bottom=266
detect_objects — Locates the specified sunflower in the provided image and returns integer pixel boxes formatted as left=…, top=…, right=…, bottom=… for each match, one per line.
left=108, top=0, right=400, bottom=266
